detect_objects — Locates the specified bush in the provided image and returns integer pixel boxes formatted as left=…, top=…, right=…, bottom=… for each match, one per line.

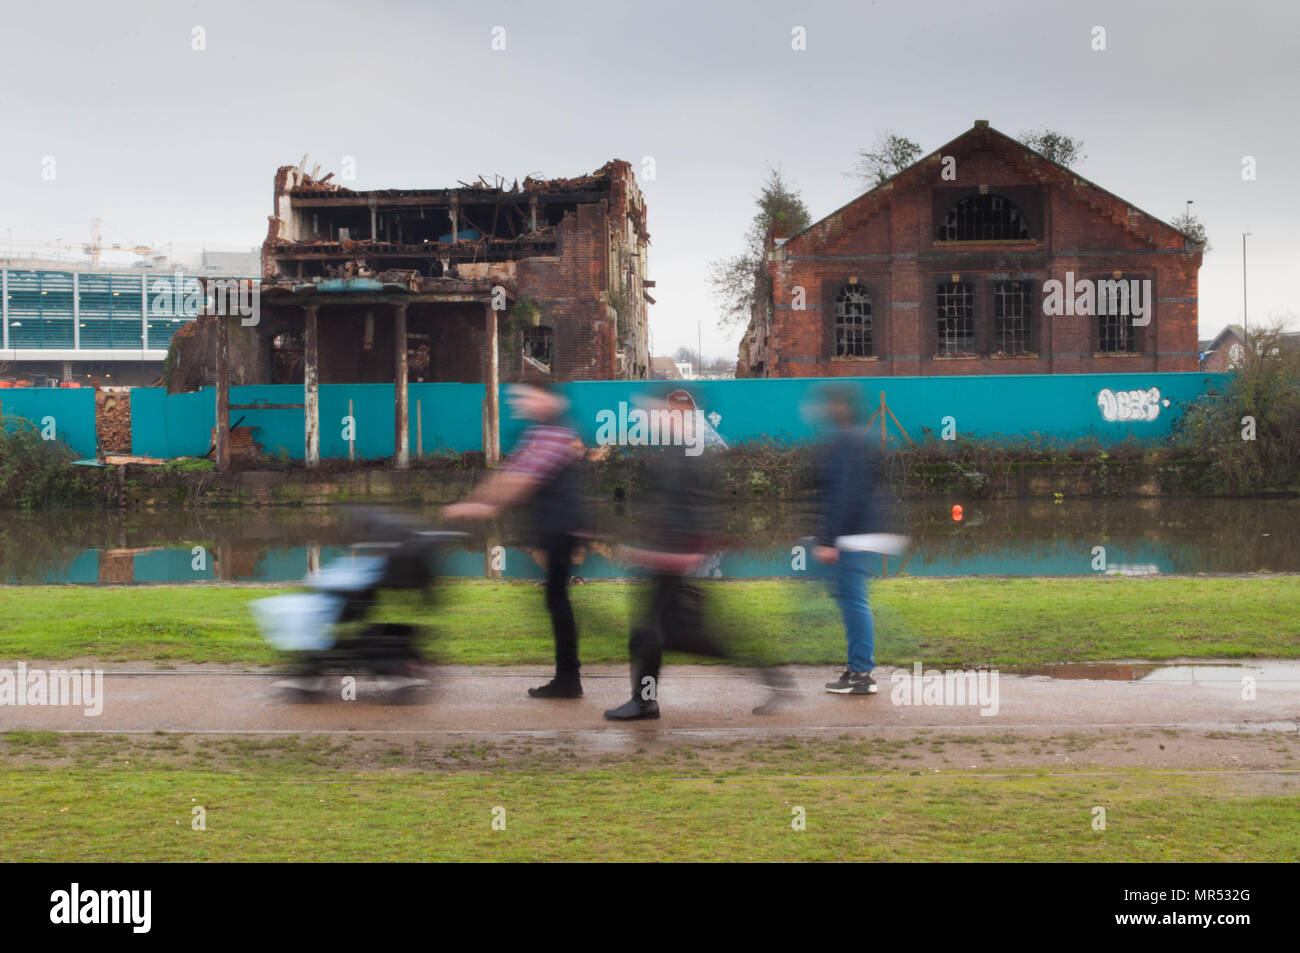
left=1173, top=322, right=1300, bottom=493
left=0, top=413, right=115, bottom=509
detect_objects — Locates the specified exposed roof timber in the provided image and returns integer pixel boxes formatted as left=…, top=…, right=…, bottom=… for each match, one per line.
left=267, top=241, right=558, bottom=261
left=287, top=191, right=605, bottom=208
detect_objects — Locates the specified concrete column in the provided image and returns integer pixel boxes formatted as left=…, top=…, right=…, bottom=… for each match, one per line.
left=2, top=269, right=9, bottom=350
left=394, top=302, right=409, bottom=470
left=140, top=272, right=148, bottom=353
left=450, top=195, right=459, bottom=243
left=72, top=272, right=80, bottom=351
left=483, top=302, right=500, bottom=466
left=529, top=196, right=538, bottom=233
left=304, top=304, right=320, bottom=467
left=215, top=313, right=230, bottom=471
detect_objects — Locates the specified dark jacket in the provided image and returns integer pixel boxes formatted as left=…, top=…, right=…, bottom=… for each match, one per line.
left=814, top=425, right=885, bottom=547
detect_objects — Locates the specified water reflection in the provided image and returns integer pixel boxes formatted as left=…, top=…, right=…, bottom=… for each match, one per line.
left=2, top=498, right=1298, bottom=585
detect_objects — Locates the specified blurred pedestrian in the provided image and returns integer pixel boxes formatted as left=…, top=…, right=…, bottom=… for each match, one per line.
left=445, top=382, right=586, bottom=699
left=604, top=397, right=727, bottom=720
left=812, top=386, right=888, bottom=696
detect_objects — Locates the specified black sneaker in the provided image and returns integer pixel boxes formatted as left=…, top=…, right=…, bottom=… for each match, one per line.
left=603, top=698, right=660, bottom=721
left=824, top=669, right=877, bottom=695
left=528, top=678, right=583, bottom=699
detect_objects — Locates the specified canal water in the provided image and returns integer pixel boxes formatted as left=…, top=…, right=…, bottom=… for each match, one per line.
left=2, top=497, right=1297, bottom=585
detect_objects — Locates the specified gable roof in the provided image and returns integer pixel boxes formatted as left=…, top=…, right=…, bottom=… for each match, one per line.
left=1203, top=324, right=1245, bottom=352
left=783, top=120, right=1194, bottom=251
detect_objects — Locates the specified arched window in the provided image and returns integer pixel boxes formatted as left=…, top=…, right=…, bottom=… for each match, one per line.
left=936, top=194, right=1032, bottom=242
left=834, top=286, right=872, bottom=358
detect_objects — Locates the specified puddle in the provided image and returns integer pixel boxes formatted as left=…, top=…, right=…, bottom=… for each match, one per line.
left=1007, top=661, right=1300, bottom=685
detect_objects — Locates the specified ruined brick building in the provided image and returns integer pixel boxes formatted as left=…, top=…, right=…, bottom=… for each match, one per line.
left=739, top=121, right=1203, bottom=378
left=171, top=158, right=651, bottom=393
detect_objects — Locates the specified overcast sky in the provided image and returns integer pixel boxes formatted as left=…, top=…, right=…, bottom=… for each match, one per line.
left=2, top=0, right=1296, bottom=359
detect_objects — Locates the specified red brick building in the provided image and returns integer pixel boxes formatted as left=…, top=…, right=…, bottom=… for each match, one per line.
left=1199, top=325, right=1245, bottom=372
left=174, top=158, right=651, bottom=391
left=741, top=121, right=1202, bottom=378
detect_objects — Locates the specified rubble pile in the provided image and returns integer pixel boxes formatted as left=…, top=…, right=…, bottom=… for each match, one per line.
left=95, top=388, right=132, bottom=453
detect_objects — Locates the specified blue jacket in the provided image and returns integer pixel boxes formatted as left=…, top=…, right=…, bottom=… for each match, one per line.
left=815, top=425, right=885, bottom=547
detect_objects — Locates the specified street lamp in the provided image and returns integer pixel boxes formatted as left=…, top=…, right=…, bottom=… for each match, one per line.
left=1242, top=232, right=1251, bottom=351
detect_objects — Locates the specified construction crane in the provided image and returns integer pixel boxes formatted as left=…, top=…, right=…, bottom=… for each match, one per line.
left=2, top=221, right=154, bottom=263
left=83, top=218, right=154, bottom=264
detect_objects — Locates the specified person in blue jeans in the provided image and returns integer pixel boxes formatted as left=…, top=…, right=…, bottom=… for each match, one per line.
left=811, top=386, right=885, bottom=696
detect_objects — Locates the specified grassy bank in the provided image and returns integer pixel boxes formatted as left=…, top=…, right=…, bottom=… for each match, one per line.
left=1, top=576, right=1297, bottom=667
left=2, top=732, right=1295, bottom=861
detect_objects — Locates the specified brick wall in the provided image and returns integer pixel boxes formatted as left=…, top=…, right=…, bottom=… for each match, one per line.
left=762, top=123, right=1203, bottom=378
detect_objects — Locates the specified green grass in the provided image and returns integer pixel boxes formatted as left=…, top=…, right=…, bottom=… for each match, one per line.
left=1, top=732, right=1294, bottom=861
left=0, top=576, right=1297, bottom=667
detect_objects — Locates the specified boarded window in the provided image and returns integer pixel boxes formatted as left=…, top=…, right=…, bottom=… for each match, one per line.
left=994, top=281, right=1032, bottom=355
left=936, top=282, right=975, bottom=356
left=936, top=194, right=1032, bottom=241
left=834, top=286, right=872, bottom=358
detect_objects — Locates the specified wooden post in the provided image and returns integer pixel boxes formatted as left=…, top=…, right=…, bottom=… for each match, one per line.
left=484, top=301, right=500, bottom=466
left=348, top=398, right=355, bottom=462
left=304, top=304, right=320, bottom=468
left=416, top=398, right=423, bottom=460
left=215, top=313, right=230, bottom=471
left=880, top=390, right=888, bottom=455
left=394, top=303, right=409, bottom=470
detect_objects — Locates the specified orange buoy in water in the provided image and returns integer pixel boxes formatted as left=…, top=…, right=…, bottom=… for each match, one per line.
left=952, top=504, right=963, bottom=521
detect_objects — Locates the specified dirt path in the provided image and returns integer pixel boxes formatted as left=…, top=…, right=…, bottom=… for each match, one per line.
left=3, top=662, right=1294, bottom=736
left=3, top=662, right=1298, bottom=786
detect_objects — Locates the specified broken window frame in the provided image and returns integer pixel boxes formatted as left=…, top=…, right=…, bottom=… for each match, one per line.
left=833, top=285, right=873, bottom=358
left=936, top=282, right=976, bottom=356
left=522, top=325, right=554, bottom=373
left=936, top=194, right=1032, bottom=242
left=993, top=280, right=1033, bottom=356
left=1096, top=287, right=1140, bottom=353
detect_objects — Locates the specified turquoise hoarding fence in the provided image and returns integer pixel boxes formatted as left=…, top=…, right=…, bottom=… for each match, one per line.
left=127, top=372, right=1228, bottom=461
left=503, top=372, right=1229, bottom=451
left=130, top=383, right=486, bottom=459
left=0, top=387, right=99, bottom=458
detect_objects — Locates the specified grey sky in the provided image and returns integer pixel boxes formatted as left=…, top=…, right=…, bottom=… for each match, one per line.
left=2, top=0, right=1296, bottom=361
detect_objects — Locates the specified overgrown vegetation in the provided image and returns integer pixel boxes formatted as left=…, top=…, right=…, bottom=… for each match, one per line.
left=1017, top=128, right=1086, bottom=167
left=0, top=413, right=115, bottom=509
left=1174, top=322, right=1300, bottom=493
left=708, top=167, right=812, bottom=331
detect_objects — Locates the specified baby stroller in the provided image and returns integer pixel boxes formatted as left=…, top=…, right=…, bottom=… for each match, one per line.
left=251, top=511, right=464, bottom=702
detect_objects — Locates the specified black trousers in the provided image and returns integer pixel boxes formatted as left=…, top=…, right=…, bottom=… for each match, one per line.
left=628, top=573, right=727, bottom=699
left=542, top=533, right=580, bottom=679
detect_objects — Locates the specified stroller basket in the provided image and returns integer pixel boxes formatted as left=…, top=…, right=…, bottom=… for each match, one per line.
left=252, top=592, right=346, bottom=652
